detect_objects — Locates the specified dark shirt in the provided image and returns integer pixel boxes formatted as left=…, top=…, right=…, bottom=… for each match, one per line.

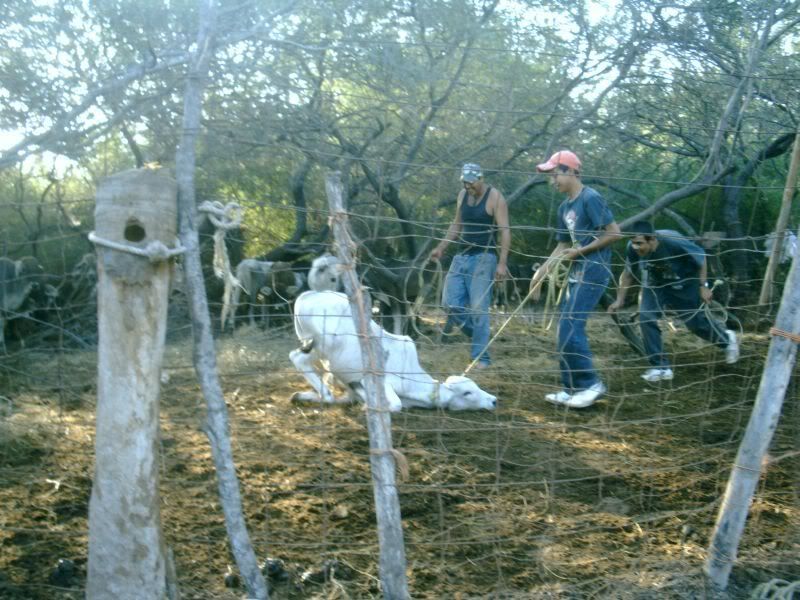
left=458, top=186, right=495, bottom=254
left=556, top=186, right=615, bottom=269
left=625, top=230, right=705, bottom=290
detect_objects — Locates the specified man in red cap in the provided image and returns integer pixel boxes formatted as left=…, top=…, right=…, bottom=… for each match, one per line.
left=529, top=150, right=621, bottom=408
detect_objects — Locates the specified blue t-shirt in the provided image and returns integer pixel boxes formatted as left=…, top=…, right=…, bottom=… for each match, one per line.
left=625, top=230, right=706, bottom=290
left=556, top=186, right=615, bottom=270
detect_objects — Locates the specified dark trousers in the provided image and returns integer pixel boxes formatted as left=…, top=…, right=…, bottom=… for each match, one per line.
left=639, top=285, right=728, bottom=367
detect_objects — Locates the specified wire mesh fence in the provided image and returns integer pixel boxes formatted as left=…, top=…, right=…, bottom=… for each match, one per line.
left=0, top=208, right=798, bottom=599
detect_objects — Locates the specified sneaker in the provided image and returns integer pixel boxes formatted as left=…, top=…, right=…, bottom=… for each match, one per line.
left=544, top=390, right=572, bottom=405
left=472, top=362, right=491, bottom=371
left=563, top=382, right=606, bottom=409
left=641, top=368, right=674, bottom=382
left=725, top=330, right=739, bottom=364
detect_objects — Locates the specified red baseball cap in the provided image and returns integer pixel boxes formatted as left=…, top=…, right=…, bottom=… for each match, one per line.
left=536, top=150, right=582, bottom=173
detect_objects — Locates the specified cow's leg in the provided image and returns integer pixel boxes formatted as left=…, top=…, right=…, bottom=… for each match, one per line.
left=391, top=375, right=437, bottom=409
left=383, top=379, right=403, bottom=412
left=391, top=302, right=403, bottom=335
left=347, top=378, right=402, bottom=412
left=247, top=295, right=257, bottom=327
left=289, top=348, right=344, bottom=404
left=228, top=285, right=242, bottom=331
left=263, top=302, right=271, bottom=330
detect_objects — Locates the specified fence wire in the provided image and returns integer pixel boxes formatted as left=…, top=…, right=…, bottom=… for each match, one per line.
left=0, top=210, right=798, bottom=600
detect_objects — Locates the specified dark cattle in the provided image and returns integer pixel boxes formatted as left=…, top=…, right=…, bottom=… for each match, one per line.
left=358, top=257, right=431, bottom=336
left=56, top=253, right=97, bottom=309
left=493, top=262, right=538, bottom=312
left=0, top=256, right=45, bottom=351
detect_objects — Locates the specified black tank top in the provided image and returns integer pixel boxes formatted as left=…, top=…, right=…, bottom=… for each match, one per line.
left=459, top=186, right=494, bottom=254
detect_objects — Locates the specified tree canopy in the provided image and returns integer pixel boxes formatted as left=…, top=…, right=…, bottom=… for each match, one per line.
left=1, top=0, right=798, bottom=285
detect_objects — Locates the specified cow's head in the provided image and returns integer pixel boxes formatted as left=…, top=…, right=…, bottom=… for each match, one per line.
left=308, top=254, right=344, bottom=292
left=440, top=375, right=497, bottom=411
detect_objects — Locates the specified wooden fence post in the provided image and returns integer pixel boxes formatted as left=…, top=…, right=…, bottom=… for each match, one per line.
left=759, top=130, right=800, bottom=305
left=87, top=168, right=175, bottom=599
left=705, top=227, right=800, bottom=588
left=325, top=172, right=410, bottom=599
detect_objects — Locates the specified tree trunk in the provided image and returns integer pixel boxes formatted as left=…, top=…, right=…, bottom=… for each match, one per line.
left=705, top=217, right=800, bottom=588
left=174, top=1, right=268, bottom=597
left=325, top=172, right=410, bottom=599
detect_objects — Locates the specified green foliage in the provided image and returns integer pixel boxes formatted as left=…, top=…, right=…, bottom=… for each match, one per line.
left=1, top=0, right=798, bottom=273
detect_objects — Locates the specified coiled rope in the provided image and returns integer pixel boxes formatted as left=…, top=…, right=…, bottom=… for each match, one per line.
left=407, top=258, right=445, bottom=344
left=541, top=255, right=571, bottom=332
left=198, top=201, right=243, bottom=329
left=749, top=579, right=800, bottom=600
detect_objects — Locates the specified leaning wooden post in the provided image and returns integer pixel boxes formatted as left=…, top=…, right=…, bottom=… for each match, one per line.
left=87, top=168, right=175, bottom=599
left=325, top=172, right=410, bottom=599
left=705, top=231, right=800, bottom=589
left=758, top=130, right=800, bottom=305
left=174, top=0, right=268, bottom=598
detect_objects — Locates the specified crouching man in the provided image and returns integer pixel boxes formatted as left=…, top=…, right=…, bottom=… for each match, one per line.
left=608, top=221, right=739, bottom=382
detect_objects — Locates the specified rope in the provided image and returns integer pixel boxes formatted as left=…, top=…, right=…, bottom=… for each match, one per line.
left=769, top=327, right=800, bottom=343
left=407, top=258, right=444, bottom=343
left=645, top=279, right=742, bottom=338
left=369, top=448, right=410, bottom=482
left=198, top=201, right=243, bottom=329
left=463, top=283, right=536, bottom=375
left=88, top=232, right=185, bottom=263
left=749, top=579, right=800, bottom=600
left=462, top=252, right=565, bottom=374
left=542, top=255, right=571, bottom=332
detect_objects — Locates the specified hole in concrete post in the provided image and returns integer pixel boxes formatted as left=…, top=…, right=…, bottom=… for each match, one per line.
left=124, top=218, right=147, bottom=242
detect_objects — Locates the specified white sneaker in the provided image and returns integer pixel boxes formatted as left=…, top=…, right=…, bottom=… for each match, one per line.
left=563, top=382, right=606, bottom=408
left=641, top=368, right=674, bottom=382
left=725, top=330, right=739, bottom=364
left=545, top=390, right=571, bottom=405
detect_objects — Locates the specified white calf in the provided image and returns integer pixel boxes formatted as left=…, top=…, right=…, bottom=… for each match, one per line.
left=289, top=290, right=497, bottom=412
left=230, top=259, right=306, bottom=328
left=306, top=254, right=344, bottom=292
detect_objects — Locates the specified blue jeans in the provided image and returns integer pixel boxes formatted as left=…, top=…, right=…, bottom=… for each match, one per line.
left=442, top=252, right=497, bottom=365
left=557, top=263, right=610, bottom=391
left=639, top=285, right=728, bottom=367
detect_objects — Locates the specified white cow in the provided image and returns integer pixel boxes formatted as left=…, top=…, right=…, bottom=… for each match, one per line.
left=230, top=259, right=305, bottom=328
left=290, top=255, right=497, bottom=411
left=764, top=230, right=797, bottom=265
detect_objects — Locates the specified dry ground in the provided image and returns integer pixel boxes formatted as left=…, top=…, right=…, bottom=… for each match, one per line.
left=0, top=313, right=798, bottom=599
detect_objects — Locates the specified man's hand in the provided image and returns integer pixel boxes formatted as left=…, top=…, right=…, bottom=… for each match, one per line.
left=561, top=247, right=582, bottom=261
left=495, top=262, right=510, bottom=281
left=607, top=298, right=624, bottom=313
left=700, top=286, right=713, bottom=304
left=430, top=246, right=445, bottom=262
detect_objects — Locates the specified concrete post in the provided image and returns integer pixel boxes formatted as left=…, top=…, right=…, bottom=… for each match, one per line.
left=87, top=168, right=176, bottom=599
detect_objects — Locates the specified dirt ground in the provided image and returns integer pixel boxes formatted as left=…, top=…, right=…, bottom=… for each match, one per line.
left=1, top=312, right=798, bottom=599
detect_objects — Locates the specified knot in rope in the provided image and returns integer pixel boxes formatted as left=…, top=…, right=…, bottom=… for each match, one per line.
left=198, top=200, right=242, bottom=230
left=198, top=201, right=242, bottom=329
